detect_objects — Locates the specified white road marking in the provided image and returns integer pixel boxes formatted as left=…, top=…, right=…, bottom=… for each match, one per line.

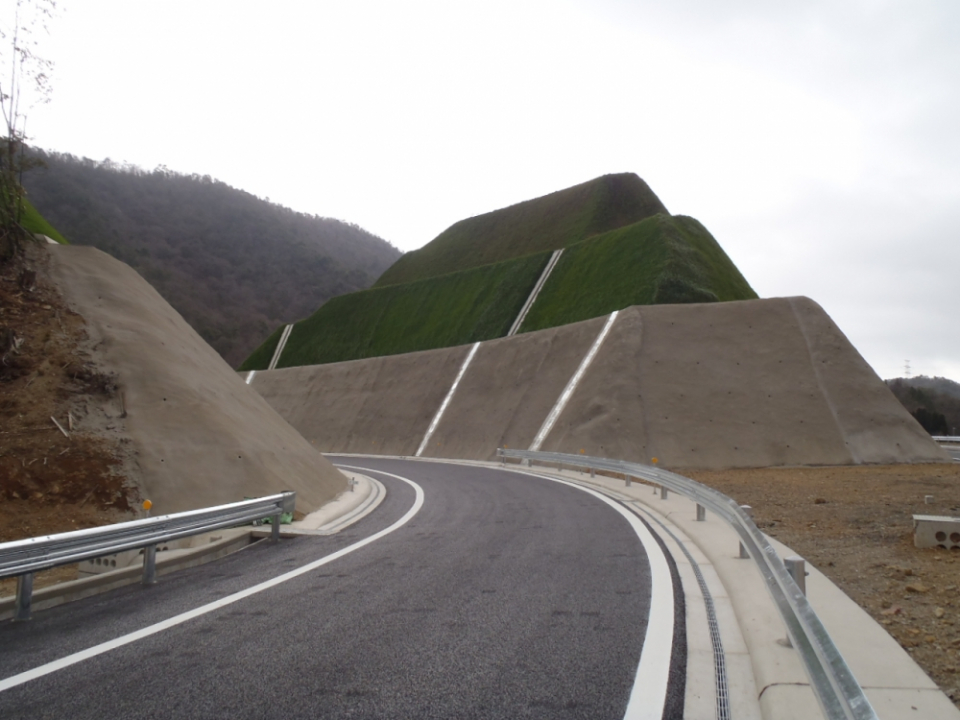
left=0, top=468, right=424, bottom=694
left=415, top=341, right=481, bottom=457
left=505, top=465, right=675, bottom=720
left=529, top=310, right=619, bottom=451
left=245, top=370, right=256, bottom=384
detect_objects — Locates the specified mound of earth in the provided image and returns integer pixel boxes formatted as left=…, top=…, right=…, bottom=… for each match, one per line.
left=375, top=173, right=669, bottom=287
left=1, top=243, right=138, bottom=546
left=45, top=244, right=347, bottom=515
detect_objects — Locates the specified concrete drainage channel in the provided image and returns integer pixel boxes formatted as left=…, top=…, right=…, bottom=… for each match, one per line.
left=0, top=470, right=384, bottom=621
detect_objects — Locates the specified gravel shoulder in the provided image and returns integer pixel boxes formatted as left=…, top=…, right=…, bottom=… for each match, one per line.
left=686, top=462, right=960, bottom=710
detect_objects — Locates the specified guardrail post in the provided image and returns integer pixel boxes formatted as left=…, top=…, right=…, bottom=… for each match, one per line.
left=785, top=556, right=807, bottom=595
left=271, top=513, right=281, bottom=542
left=625, top=475, right=631, bottom=487
left=660, top=486, right=668, bottom=500
left=696, top=503, right=706, bottom=521
left=738, top=505, right=754, bottom=558
left=590, top=467, right=595, bottom=478
left=14, top=573, right=33, bottom=621
left=142, top=545, right=157, bottom=585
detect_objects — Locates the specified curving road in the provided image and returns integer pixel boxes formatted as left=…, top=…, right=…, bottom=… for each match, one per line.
left=0, top=458, right=685, bottom=719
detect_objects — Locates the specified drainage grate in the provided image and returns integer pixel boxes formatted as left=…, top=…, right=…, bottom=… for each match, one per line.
left=630, top=503, right=730, bottom=720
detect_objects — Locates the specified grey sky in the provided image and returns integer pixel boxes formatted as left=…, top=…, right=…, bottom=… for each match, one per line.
left=11, top=0, right=960, bottom=381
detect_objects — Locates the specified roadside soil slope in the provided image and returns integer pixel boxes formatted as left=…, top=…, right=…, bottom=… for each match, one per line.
left=2, top=242, right=348, bottom=595
left=686, top=463, right=960, bottom=710
left=1, top=243, right=140, bottom=593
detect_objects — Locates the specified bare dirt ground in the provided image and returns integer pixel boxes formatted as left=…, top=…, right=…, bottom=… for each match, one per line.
left=686, top=463, right=960, bottom=709
left=0, top=243, right=139, bottom=596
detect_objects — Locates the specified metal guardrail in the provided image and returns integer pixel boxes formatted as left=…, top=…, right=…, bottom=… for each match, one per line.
left=933, top=436, right=960, bottom=443
left=0, top=492, right=296, bottom=621
left=498, top=448, right=878, bottom=720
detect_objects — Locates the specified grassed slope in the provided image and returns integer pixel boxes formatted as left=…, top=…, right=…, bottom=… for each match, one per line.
left=519, top=214, right=758, bottom=332
left=266, top=252, right=551, bottom=368
left=20, top=199, right=68, bottom=244
left=239, top=324, right=286, bottom=372
left=375, top=173, right=667, bottom=287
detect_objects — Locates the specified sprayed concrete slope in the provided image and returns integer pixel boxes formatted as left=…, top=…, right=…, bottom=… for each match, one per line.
left=250, top=297, right=949, bottom=469
left=49, top=245, right=348, bottom=514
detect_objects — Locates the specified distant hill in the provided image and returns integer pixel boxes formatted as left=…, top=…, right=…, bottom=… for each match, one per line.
left=886, top=376, right=960, bottom=435
left=375, top=173, right=668, bottom=287
left=242, top=177, right=757, bottom=370
left=22, top=149, right=400, bottom=366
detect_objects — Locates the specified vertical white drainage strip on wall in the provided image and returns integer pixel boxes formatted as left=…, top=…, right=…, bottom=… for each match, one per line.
left=507, top=248, right=564, bottom=336
left=267, top=324, right=294, bottom=371
left=245, top=370, right=256, bottom=384
left=529, top=310, right=619, bottom=451
left=415, top=342, right=481, bottom=457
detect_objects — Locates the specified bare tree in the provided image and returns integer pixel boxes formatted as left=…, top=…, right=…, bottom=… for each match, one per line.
left=0, top=0, right=57, bottom=263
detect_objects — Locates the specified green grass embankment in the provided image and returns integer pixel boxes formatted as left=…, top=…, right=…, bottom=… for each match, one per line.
left=269, top=251, right=552, bottom=368
left=518, top=214, right=757, bottom=333
left=238, top=324, right=286, bottom=372
left=19, top=199, right=68, bottom=244
left=374, top=173, right=667, bottom=287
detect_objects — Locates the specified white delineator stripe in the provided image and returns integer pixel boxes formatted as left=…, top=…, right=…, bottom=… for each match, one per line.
left=415, top=342, right=481, bottom=457
left=267, top=323, right=294, bottom=371
left=529, top=310, right=619, bottom=451
left=0, top=467, right=425, bottom=694
left=245, top=370, right=256, bottom=384
left=507, top=467, right=674, bottom=720
left=508, top=248, right=564, bottom=336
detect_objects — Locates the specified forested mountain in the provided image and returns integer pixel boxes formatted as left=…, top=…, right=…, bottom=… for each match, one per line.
left=22, top=149, right=400, bottom=366
left=886, top=376, right=960, bottom=436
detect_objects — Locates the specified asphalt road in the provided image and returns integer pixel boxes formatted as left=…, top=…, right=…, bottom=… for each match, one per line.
left=0, top=458, right=684, bottom=719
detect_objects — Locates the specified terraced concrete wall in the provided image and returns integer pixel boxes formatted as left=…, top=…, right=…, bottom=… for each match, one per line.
left=250, top=297, right=950, bottom=469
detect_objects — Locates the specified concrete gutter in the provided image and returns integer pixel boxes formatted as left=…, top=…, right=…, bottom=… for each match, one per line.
left=0, top=470, right=385, bottom=620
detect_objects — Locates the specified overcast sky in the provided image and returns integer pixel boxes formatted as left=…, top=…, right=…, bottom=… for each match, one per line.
left=11, top=0, right=960, bottom=382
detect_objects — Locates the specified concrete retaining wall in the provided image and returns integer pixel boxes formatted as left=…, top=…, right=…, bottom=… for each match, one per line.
left=251, top=297, right=950, bottom=469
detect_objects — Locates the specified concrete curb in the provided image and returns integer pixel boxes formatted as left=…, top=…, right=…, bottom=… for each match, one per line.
left=0, top=470, right=386, bottom=619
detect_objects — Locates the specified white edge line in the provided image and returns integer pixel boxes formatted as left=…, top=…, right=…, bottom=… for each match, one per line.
left=415, top=342, right=481, bottom=457
left=529, top=310, right=619, bottom=451
left=504, top=466, right=674, bottom=720
left=0, top=468, right=424, bottom=694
